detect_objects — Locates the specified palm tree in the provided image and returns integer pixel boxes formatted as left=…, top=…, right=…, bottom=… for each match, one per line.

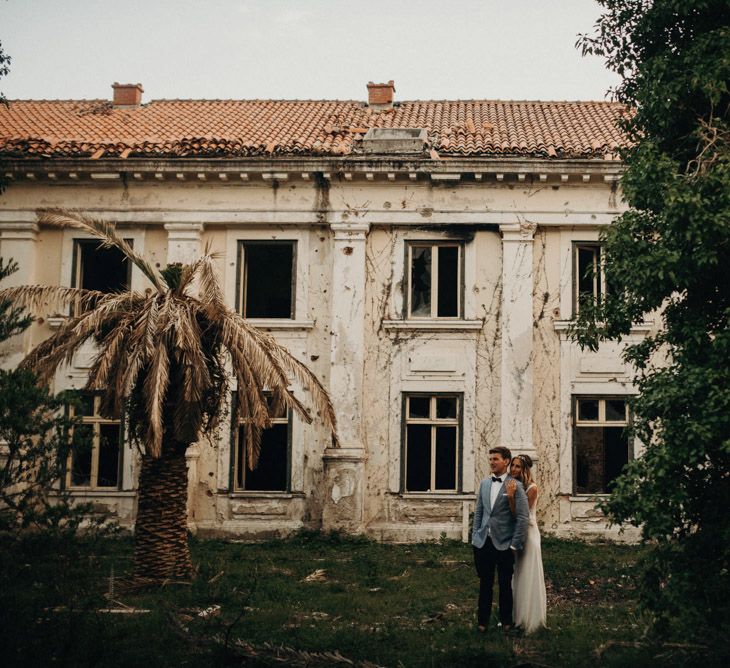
left=0, top=209, right=337, bottom=585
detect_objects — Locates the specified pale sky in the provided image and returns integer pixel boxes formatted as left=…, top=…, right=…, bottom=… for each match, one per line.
left=1, top=0, right=618, bottom=102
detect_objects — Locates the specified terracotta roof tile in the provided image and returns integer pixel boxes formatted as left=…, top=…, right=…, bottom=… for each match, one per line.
left=0, top=98, right=627, bottom=160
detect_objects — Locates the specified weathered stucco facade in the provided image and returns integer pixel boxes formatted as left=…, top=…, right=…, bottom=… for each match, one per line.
left=0, top=85, right=647, bottom=541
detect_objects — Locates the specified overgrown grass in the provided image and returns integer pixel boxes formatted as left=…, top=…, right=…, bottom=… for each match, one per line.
left=1, top=531, right=724, bottom=667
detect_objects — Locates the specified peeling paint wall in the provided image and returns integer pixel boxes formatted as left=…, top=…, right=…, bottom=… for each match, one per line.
left=0, top=171, right=640, bottom=541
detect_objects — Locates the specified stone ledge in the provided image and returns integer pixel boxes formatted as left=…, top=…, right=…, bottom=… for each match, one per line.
left=243, top=319, right=315, bottom=331
left=226, top=491, right=304, bottom=499
left=383, top=319, right=483, bottom=332
left=62, top=490, right=136, bottom=498
left=396, top=493, right=474, bottom=500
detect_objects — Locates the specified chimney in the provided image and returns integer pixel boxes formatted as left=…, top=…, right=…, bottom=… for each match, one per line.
left=367, top=80, right=395, bottom=109
left=112, top=82, right=143, bottom=108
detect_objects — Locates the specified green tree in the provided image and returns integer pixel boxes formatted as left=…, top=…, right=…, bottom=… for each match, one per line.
left=575, top=0, right=729, bottom=635
left=0, top=210, right=338, bottom=586
left=0, top=258, right=79, bottom=532
left=0, top=39, right=9, bottom=195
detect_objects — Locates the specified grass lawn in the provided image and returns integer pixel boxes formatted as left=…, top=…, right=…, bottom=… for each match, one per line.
left=0, top=531, right=721, bottom=667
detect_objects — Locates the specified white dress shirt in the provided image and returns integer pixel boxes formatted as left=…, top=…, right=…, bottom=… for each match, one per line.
left=490, top=473, right=506, bottom=508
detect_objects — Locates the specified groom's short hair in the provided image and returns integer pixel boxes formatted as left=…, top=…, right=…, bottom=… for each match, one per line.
left=489, top=446, right=512, bottom=460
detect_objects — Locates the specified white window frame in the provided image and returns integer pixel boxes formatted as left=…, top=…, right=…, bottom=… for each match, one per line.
left=402, top=393, right=462, bottom=494
left=572, top=396, right=632, bottom=495
left=406, top=241, right=463, bottom=319
left=224, top=228, right=312, bottom=329
left=573, top=241, right=607, bottom=317
left=66, top=394, right=123, bottom=491
left=237, top=240, right=297, bottom=320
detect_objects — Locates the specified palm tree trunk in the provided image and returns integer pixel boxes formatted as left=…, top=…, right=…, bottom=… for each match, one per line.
left=132, top=441, right=193, bottom=585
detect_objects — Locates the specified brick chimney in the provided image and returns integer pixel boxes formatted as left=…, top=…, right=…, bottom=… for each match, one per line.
left=112, top=82, right=143, bottom=108
left=367, top=80, right=395, bottom=109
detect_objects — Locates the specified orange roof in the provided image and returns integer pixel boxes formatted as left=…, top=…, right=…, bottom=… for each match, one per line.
left=0, top=99, right=627, bottom=160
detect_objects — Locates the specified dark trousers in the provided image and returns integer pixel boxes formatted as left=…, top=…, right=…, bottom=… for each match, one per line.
left=473, top=537, right=514, bottom=626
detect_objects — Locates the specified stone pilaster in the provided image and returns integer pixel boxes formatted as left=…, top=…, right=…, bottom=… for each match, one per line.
left=0, top=222, right=39, bottom=368
left=321, top=222, right=369, bottom=532
left=499, top=222, right=537, bottom=461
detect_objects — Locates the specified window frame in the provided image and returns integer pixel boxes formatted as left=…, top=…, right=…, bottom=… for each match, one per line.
left=572, top=241, right=607, bottom=318
left=236, top=240, right=298, bottom=320
left=400, top=392, right=463, bottom=494
left=572, top=395, right=633, bottom=495
left=229, top=391, right=293, bottom=493
left=404, top=241, right=464, bottom=320
left=64, top=393, right=124, bottom=491
left=71, top=238, right=133, bottom=292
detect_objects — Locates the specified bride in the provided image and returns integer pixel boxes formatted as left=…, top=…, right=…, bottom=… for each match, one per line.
left=506, top=454, right=547, bottom=634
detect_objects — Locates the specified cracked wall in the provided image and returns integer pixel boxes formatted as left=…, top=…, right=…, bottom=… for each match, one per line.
left=0, top=175, right=633, bottom=540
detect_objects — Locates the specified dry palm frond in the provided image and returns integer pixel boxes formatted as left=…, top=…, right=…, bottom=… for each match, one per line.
left=20, top=315, right=94, bottom=383
left=144, top=338, right=170, bottom=458
left=194, top=251, right=226, bottom=307
left=2, top=208, right=338, bottom=463
left=0, top=284, right=105, bottom=313
left=87, top=320, right=130, bottom=392
left=37, top=209, right=164, bottom=293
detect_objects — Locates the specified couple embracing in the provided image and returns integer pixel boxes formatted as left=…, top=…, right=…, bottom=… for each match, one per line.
left=471, top=446, right=547, bottom=634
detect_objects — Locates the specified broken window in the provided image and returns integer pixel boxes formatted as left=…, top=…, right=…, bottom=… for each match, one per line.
left=574, top=397, right=631, bottom=494
left=403, top=394, right=461, bottom=493
left=73, top=239, right=131, bottom=294
left=407, top=242, right=461, bottom=318
left=66, top=394, right=122, bottom=489
left=573, top=242, right=606, bottom=316
left=233, top=394, right=290, bottom=492
left=238, top=241, right=296, bottom=318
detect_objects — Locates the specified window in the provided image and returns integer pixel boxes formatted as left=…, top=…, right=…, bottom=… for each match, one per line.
left=66, top=394, right=122, bottom=490
left=407, top=242, right=462, bottom=318
left=573, top=242, right=606, bottom=316
left=232, top=394, right=291, bottom=492
left=574, top=397, right=631, bottom=494
left=402, top=394, right=461, bottom=493
left=238, top=241, right=296, bottom=318
left=73, top=239, right=131, bottom=294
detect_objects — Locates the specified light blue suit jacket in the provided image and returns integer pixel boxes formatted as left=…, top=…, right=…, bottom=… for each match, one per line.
left=471, top=475, right=529, bottom=551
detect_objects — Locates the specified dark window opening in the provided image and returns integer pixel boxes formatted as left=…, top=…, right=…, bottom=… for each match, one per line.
left=75, top=240, right=130, bottom=293
left=236, top=423, right=288, bottom=491
left=403, top=394, right=460, bottom=493
left=240, top=242, right=295, bottom=318
left=406, top=424, right=431, bottom=491
left=233, top=392, right=291, bottom=492
left=437, top=246, right=458, bottom=316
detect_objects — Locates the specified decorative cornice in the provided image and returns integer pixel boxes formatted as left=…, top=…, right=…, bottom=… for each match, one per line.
left=163, top=222, right=204, bottom=241
left=2, top=209, right=622, bottom=227
left=0, top=222, right=39, bottom=241
left=2, top=156, right=624, bottom=184
left=330, top=221, right=370, bottom=241
left=500, top=221, right=537, bottom=241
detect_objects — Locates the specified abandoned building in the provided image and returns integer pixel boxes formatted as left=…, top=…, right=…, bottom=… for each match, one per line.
left=0, top=81, right=647, bottom=541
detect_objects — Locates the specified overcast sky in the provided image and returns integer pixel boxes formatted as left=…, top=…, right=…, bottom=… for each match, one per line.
left=1, top=0, right=618, bottom=102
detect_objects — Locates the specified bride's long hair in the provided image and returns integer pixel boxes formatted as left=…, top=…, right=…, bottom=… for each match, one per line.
left=512, top=454, right=534, bottom=488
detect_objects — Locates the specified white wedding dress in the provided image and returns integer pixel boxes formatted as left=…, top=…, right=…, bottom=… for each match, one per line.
left=513, top=484, right=547, bottom=633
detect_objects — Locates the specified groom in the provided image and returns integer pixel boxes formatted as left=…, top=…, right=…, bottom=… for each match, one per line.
left=472, top=446, right=529, bottom=632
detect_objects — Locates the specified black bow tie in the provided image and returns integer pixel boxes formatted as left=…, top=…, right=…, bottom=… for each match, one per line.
left=492, top=476, right=503, bottom=483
